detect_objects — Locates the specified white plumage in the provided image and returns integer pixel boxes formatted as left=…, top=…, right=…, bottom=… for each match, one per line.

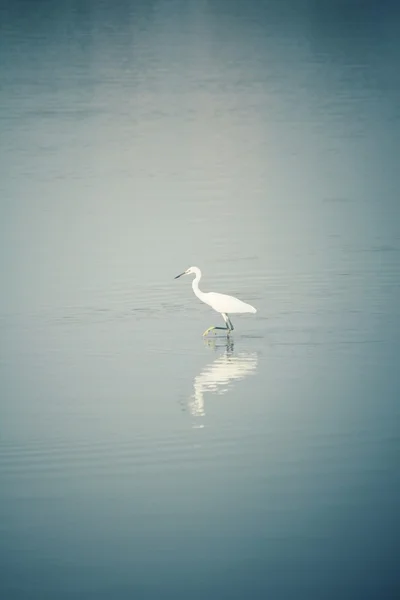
left=202, top=291, right=257, bottom=314
left=174, top=266, right=257, bottom=336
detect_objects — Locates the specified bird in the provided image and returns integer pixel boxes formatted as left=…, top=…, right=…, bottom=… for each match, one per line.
left=174, top=266, right=257, bottom=336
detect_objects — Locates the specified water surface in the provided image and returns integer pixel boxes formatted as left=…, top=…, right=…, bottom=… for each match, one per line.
left=1, top=1, right=399, bottom=598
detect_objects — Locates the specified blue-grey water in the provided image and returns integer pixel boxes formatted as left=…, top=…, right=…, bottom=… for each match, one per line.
left=1, top=1, right=399, bottom=598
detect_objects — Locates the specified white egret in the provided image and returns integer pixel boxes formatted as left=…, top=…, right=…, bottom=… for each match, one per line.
left=174, top=266, right=257, bottom=336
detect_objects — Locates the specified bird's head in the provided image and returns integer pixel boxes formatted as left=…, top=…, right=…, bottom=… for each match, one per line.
left=174, top=266, right=199, bottom=279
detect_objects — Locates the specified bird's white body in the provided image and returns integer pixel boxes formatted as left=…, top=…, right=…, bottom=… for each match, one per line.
left=175, top=266, right=256, bottom=335
left=194, top=289, right=257, bottom=314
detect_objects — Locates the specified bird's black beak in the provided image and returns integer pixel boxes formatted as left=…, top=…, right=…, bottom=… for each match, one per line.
left=174, top=272, right=185, bottom=279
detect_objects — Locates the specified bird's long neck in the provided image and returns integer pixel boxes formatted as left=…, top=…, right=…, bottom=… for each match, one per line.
left=192, top=271, right=206, bottom=301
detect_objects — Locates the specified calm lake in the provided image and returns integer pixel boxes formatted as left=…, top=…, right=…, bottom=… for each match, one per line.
left=1, top=1, right=399, bottom=598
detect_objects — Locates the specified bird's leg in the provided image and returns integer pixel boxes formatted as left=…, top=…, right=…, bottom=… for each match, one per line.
left=203, top=326, right=227, bottom=336
left=203, top=314, right=234, bottom=337
left=221, top=313, right=234, bottom=335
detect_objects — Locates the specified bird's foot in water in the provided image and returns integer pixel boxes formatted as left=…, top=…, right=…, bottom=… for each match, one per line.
left=203, top=326, right=230, bottom=336
left=203, top=326, right=216, bottom=336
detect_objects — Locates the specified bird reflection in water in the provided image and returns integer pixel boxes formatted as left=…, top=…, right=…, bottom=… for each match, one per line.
left=189, top=338, right=258, bottom=427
